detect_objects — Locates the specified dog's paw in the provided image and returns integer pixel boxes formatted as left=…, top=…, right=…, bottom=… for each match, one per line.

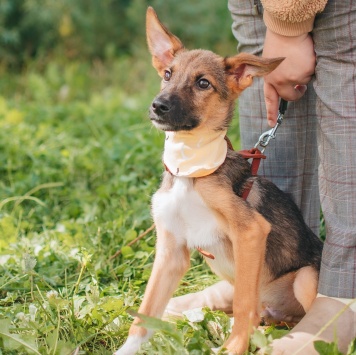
left=223, top=334, right=249, bottom=355
left=114, top=334, right=149, bottom=355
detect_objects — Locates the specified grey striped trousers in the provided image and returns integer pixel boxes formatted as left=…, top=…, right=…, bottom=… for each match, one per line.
left=228, top=0, right=356, bottom=298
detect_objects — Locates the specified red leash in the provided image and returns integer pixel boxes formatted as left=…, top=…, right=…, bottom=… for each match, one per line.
left=226, top=135, right=266, bottom=200
left=197, top=146, right=265, bottom=260
left=238, top=148, right=266, bottom=200
left=239, top=99, right=288, bottom=200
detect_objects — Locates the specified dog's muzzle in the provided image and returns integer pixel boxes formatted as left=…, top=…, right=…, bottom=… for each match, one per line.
left=149, top=94, right=199, bottom=131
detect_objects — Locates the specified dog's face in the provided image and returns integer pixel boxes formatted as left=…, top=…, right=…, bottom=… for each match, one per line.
left=149, top=49, right=231, bottom=132
left=146, top=7, right=283, bottom=132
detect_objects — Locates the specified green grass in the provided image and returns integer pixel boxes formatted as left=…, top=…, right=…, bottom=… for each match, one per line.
left=0, top=56, right=234, bottom=354
left=0, top=57, right=353, bottom=355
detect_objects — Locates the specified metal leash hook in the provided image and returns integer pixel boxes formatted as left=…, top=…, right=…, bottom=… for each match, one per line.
left=254, top=99, right=288, bottom=153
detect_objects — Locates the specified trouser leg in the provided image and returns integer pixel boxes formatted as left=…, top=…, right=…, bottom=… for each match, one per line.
left=313, top=0, right=356, bottom=298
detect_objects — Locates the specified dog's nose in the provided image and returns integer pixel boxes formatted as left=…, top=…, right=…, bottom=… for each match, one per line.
left=152, top=98, right=171, bottom=115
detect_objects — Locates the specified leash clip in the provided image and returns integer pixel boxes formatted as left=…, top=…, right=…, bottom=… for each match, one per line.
left=254, top=99, right=288, bottom=153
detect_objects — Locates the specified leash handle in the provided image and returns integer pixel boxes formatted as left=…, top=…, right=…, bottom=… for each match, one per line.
left=279, top=98, right=288, bottom=115
left=276, top=98, right=288, bottom=124
left=254, top=99, right=288, bottom=152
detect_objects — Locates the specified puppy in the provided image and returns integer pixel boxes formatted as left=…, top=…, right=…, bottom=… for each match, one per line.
left=116, top=7, right=323, bottom=355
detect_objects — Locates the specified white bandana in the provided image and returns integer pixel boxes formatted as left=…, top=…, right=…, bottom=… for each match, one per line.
left=163, top=128, right=228, bottom=177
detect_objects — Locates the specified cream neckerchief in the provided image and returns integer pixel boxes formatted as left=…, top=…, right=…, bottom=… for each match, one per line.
left=163, top=128, right=228, bottom=177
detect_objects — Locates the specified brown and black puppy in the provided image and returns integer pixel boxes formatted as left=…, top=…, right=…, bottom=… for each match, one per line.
left=116, top=7, right=322, bottom=355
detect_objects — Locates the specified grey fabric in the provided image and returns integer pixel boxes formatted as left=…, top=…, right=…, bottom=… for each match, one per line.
left=313, top=0, right=356, bottom=298
left=228, top=0, right=356, bottom=298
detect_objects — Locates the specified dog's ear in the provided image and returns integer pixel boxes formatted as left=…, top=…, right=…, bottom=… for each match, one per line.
left=146, top=7, right=184, bottom=74
left=224, top=53, right=284, bottom=96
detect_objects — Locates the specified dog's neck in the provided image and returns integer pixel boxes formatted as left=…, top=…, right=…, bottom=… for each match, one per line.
left=163, top=128, right=228, bottom=177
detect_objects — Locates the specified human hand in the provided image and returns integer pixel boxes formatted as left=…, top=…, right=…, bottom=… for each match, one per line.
left=263, top=29, right=316, bottom=126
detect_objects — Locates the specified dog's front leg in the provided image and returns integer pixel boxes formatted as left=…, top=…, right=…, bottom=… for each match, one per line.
left=115, top=224, right=190, bottom=355
left=196, top=180, right=271, bottom=354
left=225, top=211, right=270, bottom=354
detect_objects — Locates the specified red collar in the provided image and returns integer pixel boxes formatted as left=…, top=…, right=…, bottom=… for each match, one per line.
left=196, top=140, right=266, bottom=260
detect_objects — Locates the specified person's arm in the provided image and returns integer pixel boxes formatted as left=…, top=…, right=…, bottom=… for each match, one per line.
left=260, top=0, right=327, bottom=125
left=261, top=0, right=328, bottom=37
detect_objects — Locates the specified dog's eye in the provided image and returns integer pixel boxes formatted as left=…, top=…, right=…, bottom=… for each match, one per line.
left=164, top=70, right=171, bottom=81
left=197, top=78, right=211, bottom=89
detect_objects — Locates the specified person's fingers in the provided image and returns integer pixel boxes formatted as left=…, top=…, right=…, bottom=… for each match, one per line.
left=278, top=84, right=308, bottom=102
left=264, top=82, right=280, bottom=126
left=264, top=83, right=308, bottom=126
left=294, top=84, right=307, bottom=96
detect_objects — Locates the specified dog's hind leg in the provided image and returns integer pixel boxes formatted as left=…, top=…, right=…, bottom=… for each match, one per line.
left=165, top=280, right=234, bottom=317
left=115, top=225, right=190, bottom=355
left=293, top=266, right=319, bottom=312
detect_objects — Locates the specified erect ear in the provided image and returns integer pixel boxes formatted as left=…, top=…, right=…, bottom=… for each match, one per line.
left=224, top=53, right=284, bottom=96
left=146, top=7, right=184, bottom=74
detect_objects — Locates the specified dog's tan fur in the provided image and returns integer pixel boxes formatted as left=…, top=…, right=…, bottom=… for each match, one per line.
left=115, top=7, right=322, bottom=355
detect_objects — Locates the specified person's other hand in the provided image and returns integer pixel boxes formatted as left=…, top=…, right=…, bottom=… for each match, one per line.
left=263, top=29, right=316, bottom=126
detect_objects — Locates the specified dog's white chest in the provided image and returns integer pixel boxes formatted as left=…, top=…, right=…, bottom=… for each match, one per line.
left=152, top=177, right=222, bottom=249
